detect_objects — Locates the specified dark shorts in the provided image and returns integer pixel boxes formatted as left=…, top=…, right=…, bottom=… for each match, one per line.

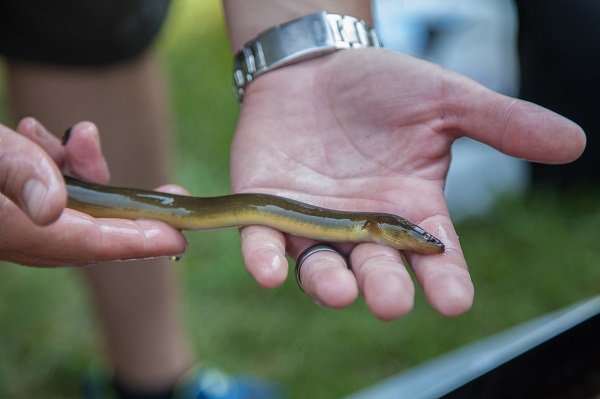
left=0, top=0, right=171, bottom=66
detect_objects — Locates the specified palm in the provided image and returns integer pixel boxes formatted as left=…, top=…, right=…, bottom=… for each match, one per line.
left=230, top=49, right=585, bottom=319
left=232, top=49, right=451, bottom=221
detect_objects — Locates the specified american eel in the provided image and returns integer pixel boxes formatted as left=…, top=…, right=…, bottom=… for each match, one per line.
left=65, top=176, right=444, bottom=255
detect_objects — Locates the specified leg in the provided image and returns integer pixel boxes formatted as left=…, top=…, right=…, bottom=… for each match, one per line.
left=7, top=52, right=192, bottom=390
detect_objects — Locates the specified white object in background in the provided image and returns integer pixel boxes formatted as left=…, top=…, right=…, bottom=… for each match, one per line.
left=374, top=0, right=529, bottom=221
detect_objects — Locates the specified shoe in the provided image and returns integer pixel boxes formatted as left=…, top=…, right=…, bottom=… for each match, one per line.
left=81, top=364, right=283, bottom=399
left=175, top=366, right=283, bottom=399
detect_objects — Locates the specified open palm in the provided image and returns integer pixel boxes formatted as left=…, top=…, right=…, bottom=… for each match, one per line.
left=230, top=49, right=585, bottom=320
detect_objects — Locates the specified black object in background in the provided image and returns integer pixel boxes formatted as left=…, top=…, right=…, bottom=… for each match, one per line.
left=516, top=0, right=600, bottom=188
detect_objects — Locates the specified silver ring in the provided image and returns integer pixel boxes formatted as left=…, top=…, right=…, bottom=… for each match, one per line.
left=295, top=244, right=341, bottom=292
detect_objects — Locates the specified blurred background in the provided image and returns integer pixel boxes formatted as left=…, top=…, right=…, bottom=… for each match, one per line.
left=0, top=1, right=598, bottom=397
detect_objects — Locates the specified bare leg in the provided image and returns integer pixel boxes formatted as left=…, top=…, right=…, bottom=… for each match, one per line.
left=7, top=52, right=192, bottom=390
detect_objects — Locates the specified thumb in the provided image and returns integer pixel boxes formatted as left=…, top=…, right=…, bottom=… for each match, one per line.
left=0, top=124, right=66, bottom=225
left=444, top=74, right=586, bottom=164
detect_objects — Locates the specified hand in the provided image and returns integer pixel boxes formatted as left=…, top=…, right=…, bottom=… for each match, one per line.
left=0, top=118, right=187, bottom=267
left=230, top=49, right=585, bottom=319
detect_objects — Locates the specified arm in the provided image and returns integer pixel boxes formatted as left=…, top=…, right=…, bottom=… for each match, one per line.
left=0, top=118, right=187, bottom=267
left=223, top=2, right=586, bottom=319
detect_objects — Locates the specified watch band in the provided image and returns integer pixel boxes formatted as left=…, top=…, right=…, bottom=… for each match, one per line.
left=233, top=11, right=382, bottom=103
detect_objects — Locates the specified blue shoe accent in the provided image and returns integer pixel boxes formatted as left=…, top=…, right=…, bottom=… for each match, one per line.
left=81, top=363, right=282, bottom=399
left=175, top=367, right=283, bottom=399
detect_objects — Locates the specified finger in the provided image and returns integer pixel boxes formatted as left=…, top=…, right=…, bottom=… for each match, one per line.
left=240, top=225, right=288, bottom=288
left=404, top=214, right=474, bottom=317
left=349, top=243, right=415, bottom=320
left=62, top=121, right=110, bottom=183
left=78, top=216, right=187, bottom=265
left=443, top=73, right=586, bottom=164
left=16, top=117, right=65, bottom=165
left=0, top=123, right=65, bottom=225
left=153, top=184, right=189, bottom=196
left=293, top=242, right=358, bottom=308
left=7, top=209, right=187, bottom=267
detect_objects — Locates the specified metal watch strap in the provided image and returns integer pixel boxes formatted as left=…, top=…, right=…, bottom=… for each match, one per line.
left=233, top=11, right=382, bottom=103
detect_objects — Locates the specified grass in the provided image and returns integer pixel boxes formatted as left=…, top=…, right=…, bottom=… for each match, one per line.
left=1, top=1, right=599, bottom=398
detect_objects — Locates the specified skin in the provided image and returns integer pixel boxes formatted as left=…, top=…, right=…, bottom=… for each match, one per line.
left=0, top=118, right=187, bottom=267
left=229, top=48, right=586, bottom=321
left=221, top=0, right=585, bottom=323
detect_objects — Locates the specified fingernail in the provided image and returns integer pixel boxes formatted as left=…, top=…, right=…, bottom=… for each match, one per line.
left=312, top=298, right=324, bottom=307
left=27, top=119, right=43, bottom=139
left=61, top=127, right=73, bottom=145
left=22, top=179, right=48, bottom=221
left=169, top=255, right=183, bottom=262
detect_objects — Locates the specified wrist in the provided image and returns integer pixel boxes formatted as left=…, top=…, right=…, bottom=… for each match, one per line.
left=223, top=0, right=372, bottom=51
left=231, top=11, right=381, bottom=103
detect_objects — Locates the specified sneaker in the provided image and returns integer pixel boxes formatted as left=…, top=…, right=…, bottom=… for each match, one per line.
left=82, top=364, right=283, bottom=399
left=175, top=366, right=283, bottom=399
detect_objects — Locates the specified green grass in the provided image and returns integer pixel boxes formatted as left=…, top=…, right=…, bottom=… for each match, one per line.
left=1, top=1, right=599, bottom=398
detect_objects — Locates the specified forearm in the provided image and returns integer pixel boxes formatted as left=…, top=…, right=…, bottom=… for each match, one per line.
left=223, top=0, right=372, bottom=50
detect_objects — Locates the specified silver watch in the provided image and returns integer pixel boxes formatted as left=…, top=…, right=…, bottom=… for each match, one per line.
left=233, top=11, right=382, bottom=103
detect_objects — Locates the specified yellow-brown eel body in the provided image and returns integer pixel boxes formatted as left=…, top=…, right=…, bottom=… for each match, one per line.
left=65, top=176, right=444, bottom=255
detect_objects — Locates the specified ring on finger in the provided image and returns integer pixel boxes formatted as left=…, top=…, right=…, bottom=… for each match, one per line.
left=295, top=244, right=345, bottom=292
